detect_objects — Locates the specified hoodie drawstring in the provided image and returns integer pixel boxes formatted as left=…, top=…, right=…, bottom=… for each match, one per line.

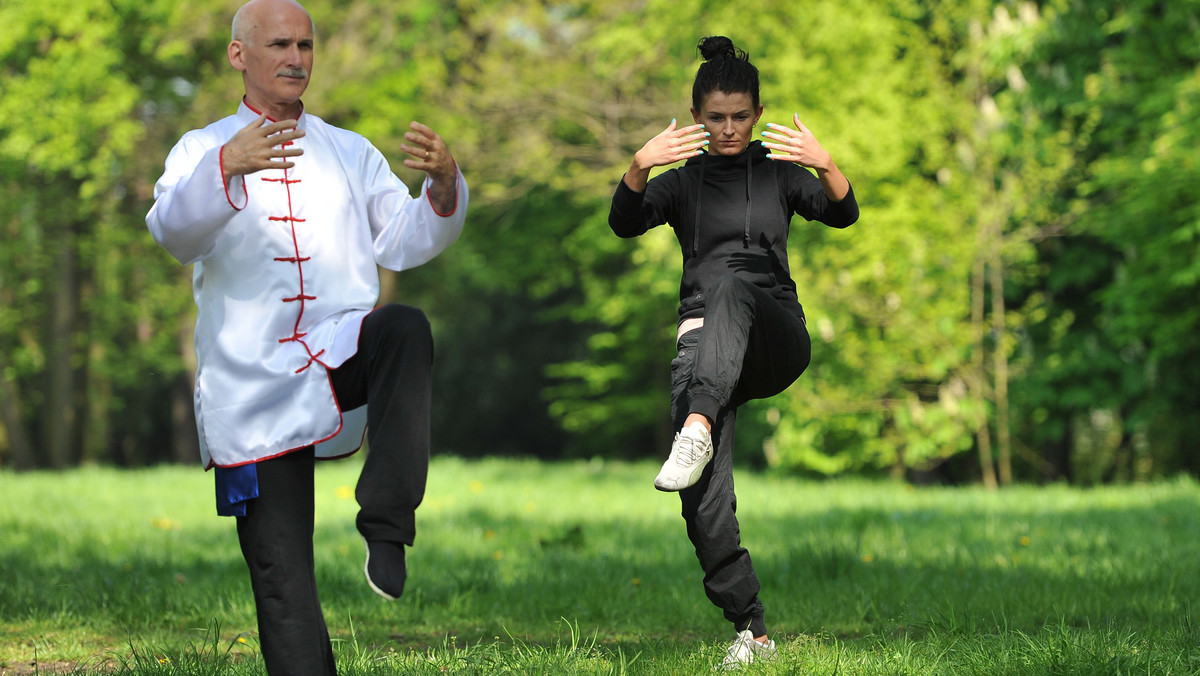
left=692, top=153, right=705, bottom=256
left=743, top=151, right=752, bottom=248
left=692, top=145, right=755, bottom=255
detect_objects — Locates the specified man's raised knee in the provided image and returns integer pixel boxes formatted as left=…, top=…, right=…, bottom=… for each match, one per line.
left=374, top=304, right=431, bottom=340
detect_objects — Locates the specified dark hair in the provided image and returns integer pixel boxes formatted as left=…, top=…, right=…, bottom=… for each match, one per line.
left=691, top=36, right=760, bottom=111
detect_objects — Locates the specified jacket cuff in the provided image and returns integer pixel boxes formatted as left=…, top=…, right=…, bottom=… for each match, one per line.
left=611, top=176, right=646, bottom=216
left=219, top=146, right=248, bottom=211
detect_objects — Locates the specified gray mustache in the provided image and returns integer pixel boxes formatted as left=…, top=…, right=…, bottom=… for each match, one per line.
left=277, top=68, right=308, bottom=79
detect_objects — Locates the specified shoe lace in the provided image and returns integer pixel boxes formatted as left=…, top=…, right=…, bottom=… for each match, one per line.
left=674, top=433, right=705, bottom=466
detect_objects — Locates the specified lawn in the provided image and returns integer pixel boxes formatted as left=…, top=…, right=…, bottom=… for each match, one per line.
left=1, top=456, right=1198, bottom=674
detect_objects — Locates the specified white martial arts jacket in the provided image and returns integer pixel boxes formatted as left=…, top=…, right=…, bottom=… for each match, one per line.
left=146, top=101, right=468, bottom=468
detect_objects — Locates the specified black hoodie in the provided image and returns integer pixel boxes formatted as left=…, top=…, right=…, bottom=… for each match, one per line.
left=609, top=140, right=859, bottom=321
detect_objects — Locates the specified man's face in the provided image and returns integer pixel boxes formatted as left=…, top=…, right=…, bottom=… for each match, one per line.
left=229, top=0, right=314, bottom=115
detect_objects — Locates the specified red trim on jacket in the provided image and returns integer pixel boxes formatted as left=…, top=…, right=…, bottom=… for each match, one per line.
left=268, top=155, right=326, bottom=375
left=218, top=146, right=247, bottom=210
left=202, top=321, right=368, bottom=472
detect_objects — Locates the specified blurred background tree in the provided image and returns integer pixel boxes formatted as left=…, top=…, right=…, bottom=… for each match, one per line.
left=1, top=0, right=1197, bottom=484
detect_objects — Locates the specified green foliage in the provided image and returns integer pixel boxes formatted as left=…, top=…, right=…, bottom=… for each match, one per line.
left=989, top=0, right=1200, bottom=479
left=1, top=0, right=1199, bottom=479
left=0, top=0, right=207, bottom=465
left=745, top=0, right=982, bottom=473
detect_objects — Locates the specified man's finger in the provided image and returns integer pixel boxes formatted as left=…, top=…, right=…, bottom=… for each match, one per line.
left=399, top=143, right=433, bottom=159
left=403, top=131, right=433, bottom=148
left=268, top=129, right=305, bottom=145
left=240, top=113, right=269, bottom=133
left=409, top=121, right=438, bottom=139
left=260, top=119, right=299, bottom=135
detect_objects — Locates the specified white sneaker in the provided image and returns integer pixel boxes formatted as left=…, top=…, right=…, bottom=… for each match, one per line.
left=721, top=630, right=776, bottom=669
left=654, top=421, right=713, bottom=491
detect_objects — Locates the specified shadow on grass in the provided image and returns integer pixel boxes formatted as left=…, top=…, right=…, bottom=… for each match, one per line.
left=755, top=495, right=1200, bottom=638
left=3, top=480, right=1199, bottom=673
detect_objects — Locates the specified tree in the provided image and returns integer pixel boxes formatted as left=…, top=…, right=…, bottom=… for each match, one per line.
left=0, top=0, right=237, bottom=468
left=4, top=0, right=1197, bottom=484
left=996, top=0, right=1200, bottom=481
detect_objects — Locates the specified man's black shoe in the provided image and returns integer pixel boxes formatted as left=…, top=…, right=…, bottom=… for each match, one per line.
left=363, top=539, right=406, bottom=600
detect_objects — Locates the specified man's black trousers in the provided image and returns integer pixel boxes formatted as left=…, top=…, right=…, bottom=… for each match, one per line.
left=235, top=304, right=433, bottom=675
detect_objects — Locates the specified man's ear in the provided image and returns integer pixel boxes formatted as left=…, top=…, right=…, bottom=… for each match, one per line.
left=228, top=41, right=246, bottom=72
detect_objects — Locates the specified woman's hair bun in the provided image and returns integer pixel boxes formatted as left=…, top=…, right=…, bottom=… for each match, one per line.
left=698, top=35, right=742, bottom=62
left=691, top=35, right=758, bottom=109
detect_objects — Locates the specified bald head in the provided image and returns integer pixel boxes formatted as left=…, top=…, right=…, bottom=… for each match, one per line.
left=232, top=0, right=314, bottom=44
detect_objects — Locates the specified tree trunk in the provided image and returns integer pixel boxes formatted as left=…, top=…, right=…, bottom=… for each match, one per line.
left=989, top=213, right=1012, bottom=486
left=173, top=307, right=200, bottom=464
left=171, top=374, right=199, bottom=464
left=1045, top=422, right=1074, bottom=482
left=971, top=239, right=997, bottom=490
left=0, top=375, right=34, bottom=470
left=966, top=39, right=998, bottom=491
left=44, top=221, right=80, bottom=469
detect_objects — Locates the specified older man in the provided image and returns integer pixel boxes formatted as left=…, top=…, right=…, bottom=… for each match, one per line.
left=145, top=0, right=468, bottom=672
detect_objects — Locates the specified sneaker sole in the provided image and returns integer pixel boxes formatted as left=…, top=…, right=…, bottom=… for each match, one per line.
left=653, top=454, right=712, bottom=492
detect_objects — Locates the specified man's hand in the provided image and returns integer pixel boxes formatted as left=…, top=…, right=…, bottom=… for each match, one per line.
left=401, top=121, right=458, bottom=213
left=220, top=114, right=306, bottom=183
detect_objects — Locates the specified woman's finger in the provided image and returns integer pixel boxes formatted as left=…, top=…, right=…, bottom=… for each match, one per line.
left=793, top=113, right=811, bottom=134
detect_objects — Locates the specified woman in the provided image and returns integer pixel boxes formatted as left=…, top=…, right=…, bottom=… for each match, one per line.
left=608, top=35, right=859, bottom=667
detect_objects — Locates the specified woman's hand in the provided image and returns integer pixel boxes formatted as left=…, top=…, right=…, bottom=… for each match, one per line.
left=623, top=120, right=709, bottom=192
left=761, top=113, right=832, bottom=171
left=762, top=113, right=850, bottom=201
left=635, top=119, right=709, bottom=170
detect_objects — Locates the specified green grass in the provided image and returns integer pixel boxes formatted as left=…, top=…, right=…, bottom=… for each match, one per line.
left=2, top=457, right=1199, bottom=674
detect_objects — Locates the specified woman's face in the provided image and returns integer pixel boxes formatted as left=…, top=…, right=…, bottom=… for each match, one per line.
left=691, top=91, right=763, bottom=156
